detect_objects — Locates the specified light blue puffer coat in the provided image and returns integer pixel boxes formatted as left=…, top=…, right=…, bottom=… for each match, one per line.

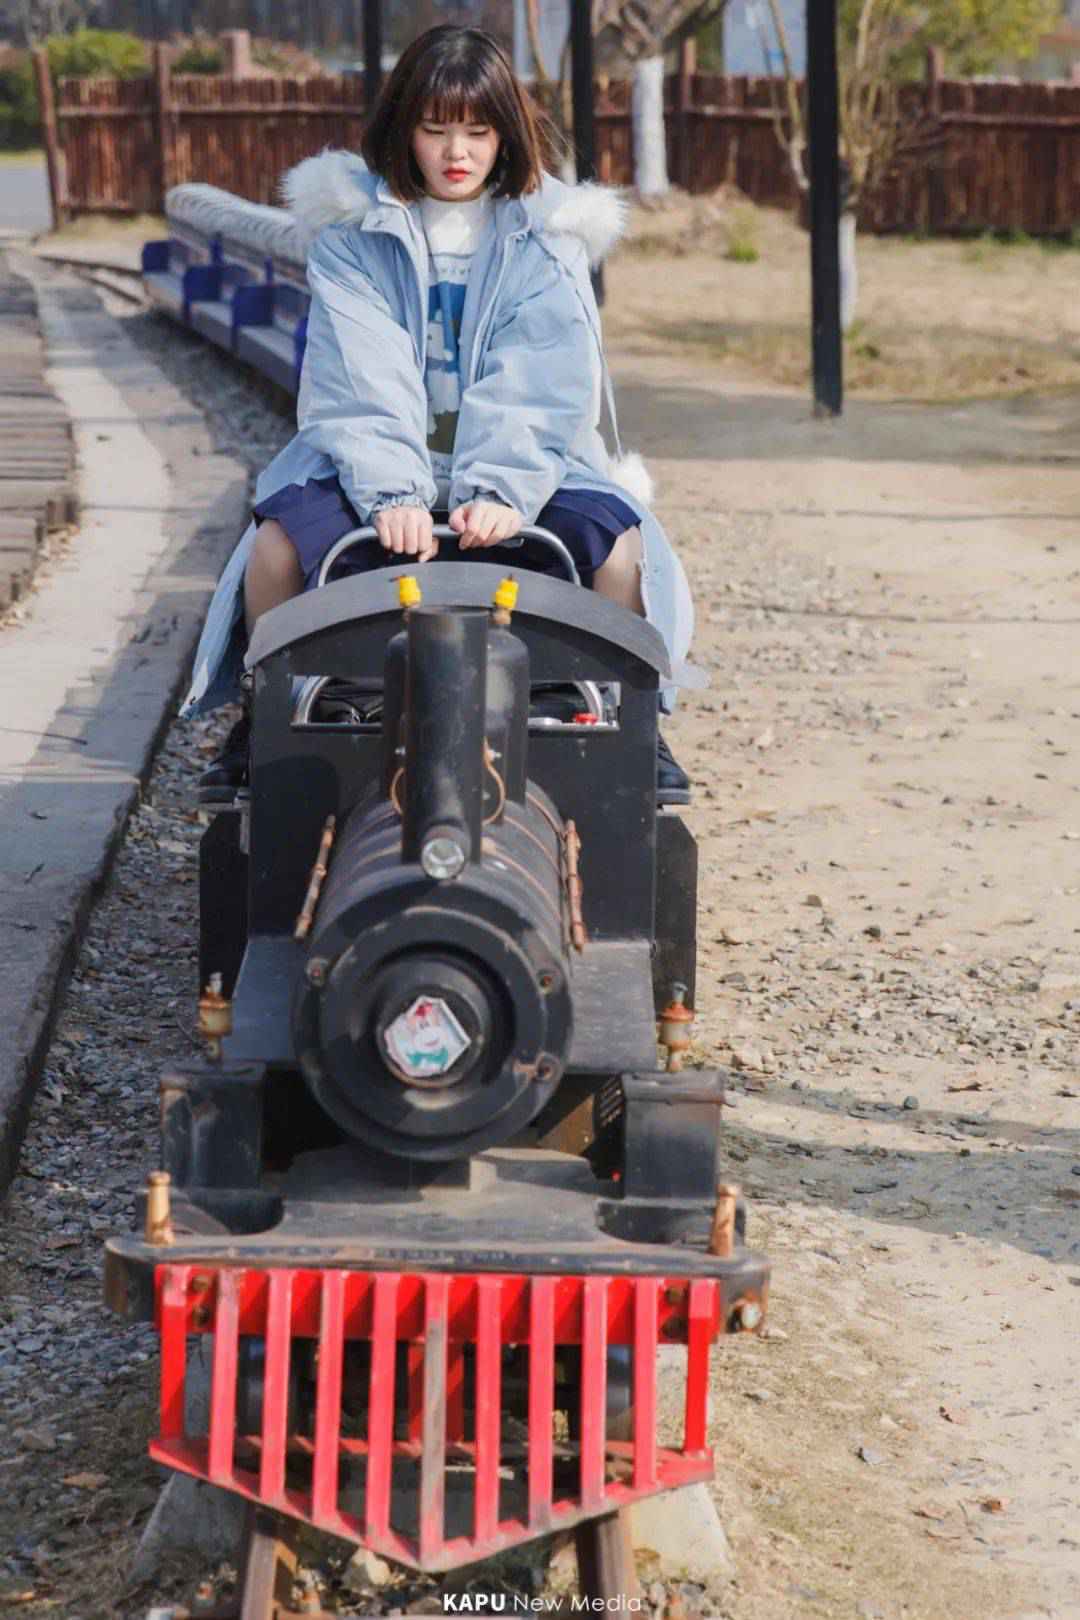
left=179, top=153, right=694, bottom=716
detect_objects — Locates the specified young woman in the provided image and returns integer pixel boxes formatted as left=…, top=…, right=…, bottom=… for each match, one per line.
left=183, top=24, right=693, bottom=801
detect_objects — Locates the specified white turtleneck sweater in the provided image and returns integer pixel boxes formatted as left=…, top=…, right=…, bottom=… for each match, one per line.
left=418, top=192, right=495, bottom=507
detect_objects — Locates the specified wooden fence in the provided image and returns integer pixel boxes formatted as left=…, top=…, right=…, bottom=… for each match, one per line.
left=36, top=50, right=1080, bottom=236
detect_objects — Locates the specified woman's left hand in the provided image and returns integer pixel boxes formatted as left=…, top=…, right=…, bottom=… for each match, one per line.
left=449, top=501, right=523, bottom=550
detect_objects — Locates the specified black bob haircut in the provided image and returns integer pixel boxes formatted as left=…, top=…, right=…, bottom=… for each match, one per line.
left=361, top=26, right=546, bottom=202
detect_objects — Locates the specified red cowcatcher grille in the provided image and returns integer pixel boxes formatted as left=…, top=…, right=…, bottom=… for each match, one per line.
left=152, top=1266, right=723, bottom=1573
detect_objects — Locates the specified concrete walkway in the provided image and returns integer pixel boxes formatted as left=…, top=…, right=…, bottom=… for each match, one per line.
left=0, top=155, right=50, bottom=237
left=0, top=257, right=247, bottom=1190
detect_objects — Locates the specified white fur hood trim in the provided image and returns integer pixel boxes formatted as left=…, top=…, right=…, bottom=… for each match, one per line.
left=610, top=451, right=655, bottom=508
left=280, top=149, right=627, bottom=265
left=280, top=150, right=375, bottom=252
left=542, top=179, right=628, bottom=266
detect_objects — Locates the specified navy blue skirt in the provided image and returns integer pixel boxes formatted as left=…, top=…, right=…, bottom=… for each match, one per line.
left=252, top=475, right=638, bottom=591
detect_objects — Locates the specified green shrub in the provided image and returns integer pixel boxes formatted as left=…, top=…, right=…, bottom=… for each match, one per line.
left=250, top=38, right=322, bottom=75
left=725, top=238, right=760, bottom=264
left=1040, top=228, right=1080, bottom=254
left=995, top=225, right=1033, bottom=249
left=46, top=30, right=147, bottom=81
left=0, top=29, right=148, bottom=151
left=173, top=37, right=224, bottom=74
left=0, top=58, right=38, bottom=150
left=724, top=204, right=760, bottom=264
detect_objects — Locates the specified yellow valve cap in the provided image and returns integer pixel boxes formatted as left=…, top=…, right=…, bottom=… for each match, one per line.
left=398, top=575, right=422, bottom=609
left=493, top=576, right=519, bottom=613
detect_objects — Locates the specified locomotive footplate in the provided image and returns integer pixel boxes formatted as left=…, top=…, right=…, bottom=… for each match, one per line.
left=106, top=1068, right=766, bottom=1323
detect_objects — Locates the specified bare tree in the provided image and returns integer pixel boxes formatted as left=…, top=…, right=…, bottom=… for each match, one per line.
left=594, top=0, right=728, bottom=194
left=757, top=0, right=1058, bottom=325
left=757, top=0, right=938, bottom=328
left=525, top=0, right=731, bottom=196
left=15, top=0, right=96, bottom=46
left=760, top=0, right=924, bottom=205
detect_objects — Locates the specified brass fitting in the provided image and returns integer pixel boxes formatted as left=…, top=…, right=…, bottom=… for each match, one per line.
left=657, top=981, right=694, bottom=1072
left=145, top=1170, right=174, bottom=1247
left=197, top=972, right=232, bottom=1060
left=492, top=574, right=518, bottom=627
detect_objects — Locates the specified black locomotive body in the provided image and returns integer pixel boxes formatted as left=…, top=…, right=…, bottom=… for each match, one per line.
left=106, top=548, right=769, bottom=1589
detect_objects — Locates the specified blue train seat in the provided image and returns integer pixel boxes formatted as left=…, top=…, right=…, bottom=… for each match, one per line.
left=148, top=186, right=312, bottom=396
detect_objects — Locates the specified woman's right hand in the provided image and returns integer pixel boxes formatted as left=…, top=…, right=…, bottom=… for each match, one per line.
left=373, top=506, right=437, bottom=562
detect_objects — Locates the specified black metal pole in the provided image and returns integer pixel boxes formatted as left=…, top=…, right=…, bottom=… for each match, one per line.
left=364, top=0, right=384, bottom=114
left=570, top=0, right=604, bottom=303
left=570, top=0, right=596, bottom=182
left=806, top=0, right=842, bottom=415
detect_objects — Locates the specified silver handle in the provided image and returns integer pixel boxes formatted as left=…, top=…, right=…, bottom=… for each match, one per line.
left=315, top=522, right=580, bottom=590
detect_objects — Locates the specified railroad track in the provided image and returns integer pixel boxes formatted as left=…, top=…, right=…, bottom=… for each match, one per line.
left=146, top=1502, right=642, bottom=1620
left=33, top=250, right=148, bottom=308
left=0, top=258, right=75, bottom=609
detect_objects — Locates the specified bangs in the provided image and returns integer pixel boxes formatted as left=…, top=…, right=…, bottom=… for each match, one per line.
left=422, top=85, right=502, bottom=131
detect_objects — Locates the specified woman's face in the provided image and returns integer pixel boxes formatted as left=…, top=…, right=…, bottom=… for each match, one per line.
left=411, top=106, right=501, bottom=201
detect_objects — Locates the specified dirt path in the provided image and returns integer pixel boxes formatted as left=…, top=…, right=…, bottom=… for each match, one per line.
left=612, top=345, right=1080, bottom=1618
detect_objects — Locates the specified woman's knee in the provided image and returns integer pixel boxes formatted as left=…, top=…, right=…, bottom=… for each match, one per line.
left=249, top=520, right=302, bottom=587
left=594, top=526, right=644, bottom=614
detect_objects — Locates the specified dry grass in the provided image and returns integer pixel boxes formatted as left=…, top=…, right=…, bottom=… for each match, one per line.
left=608, top=191, right=1080, bottom=402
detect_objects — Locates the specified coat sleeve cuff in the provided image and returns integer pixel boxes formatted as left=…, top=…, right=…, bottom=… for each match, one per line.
left=367, top=493, right=433, bottom=518
left=448, top=482, right=526, bottom=518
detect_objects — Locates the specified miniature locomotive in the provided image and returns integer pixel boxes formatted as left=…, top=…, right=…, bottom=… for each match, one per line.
left=105, top=533, right=768, bottom=1609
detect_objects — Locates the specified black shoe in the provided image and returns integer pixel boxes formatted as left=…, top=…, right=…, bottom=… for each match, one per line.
left=197, top=710, right=251, bottom=803
left=657, top=732, right=691, bottom=806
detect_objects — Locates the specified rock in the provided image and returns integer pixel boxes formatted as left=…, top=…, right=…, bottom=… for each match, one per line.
left=857, top=1445, right=888, bottom=1467
left=544, top=1536, right=578, bottom=1592
left=745, top=1389, right=773, bottom=1403
left=730, top=1044, right=763, bottom=1072
left=131, top=1339, right=247, bottom=1580
left=629, top=1485, right=735, bottom=1583
left=130, top=1474, right=247, bottom=1582
left=902, top=1095, right=919, bottom=1111
left=804, top=893, right=825, bottom=908
left=344, top=1548, right=394, bottom=1591
left=14, top=1427, right=56, bottom=1453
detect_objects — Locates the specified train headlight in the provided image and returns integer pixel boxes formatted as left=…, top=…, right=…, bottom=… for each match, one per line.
left=420, top=832, right=466, bottom=880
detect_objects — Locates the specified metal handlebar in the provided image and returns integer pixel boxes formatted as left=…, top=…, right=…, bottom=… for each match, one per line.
left=315, top=523, right=580, bottom=590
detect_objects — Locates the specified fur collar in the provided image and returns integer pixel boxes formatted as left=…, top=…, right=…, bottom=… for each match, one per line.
left=280, top=148, right=627, bottom=266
